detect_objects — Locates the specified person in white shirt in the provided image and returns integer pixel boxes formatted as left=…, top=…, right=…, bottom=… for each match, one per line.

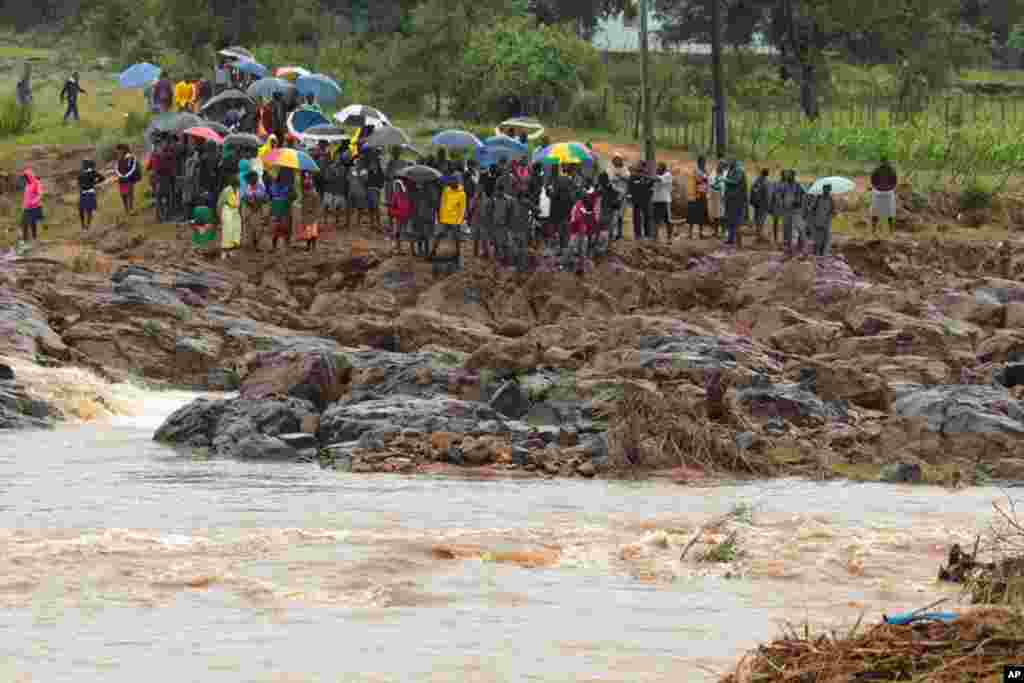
left=608, top=155, right=629, bottom=240
left=652, top=163, right=673, bottom=241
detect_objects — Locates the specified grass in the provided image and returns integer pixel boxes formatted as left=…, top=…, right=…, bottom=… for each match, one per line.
left=699, top=532, right=740, bottom=563
left=141, top=320, right=160, bottom=338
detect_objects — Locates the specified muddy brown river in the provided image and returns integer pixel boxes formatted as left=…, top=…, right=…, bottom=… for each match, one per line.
left=0, top=388, right=1002, bottom=682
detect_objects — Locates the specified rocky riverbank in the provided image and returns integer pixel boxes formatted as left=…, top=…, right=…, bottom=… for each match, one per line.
left=5, top=223, right=1024, bottom=483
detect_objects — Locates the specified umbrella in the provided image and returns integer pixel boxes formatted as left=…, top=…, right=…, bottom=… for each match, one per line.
left=500, top=117, right=544, bottom=131
left=200, top=89, right=256, bottom=116
left=534, top=142, right=593, bottom=166
left=295, top=74, right=343, bottom=104
left=223, top=133, right=263, bottom=148
left=119, top=62, right=161, bottom=89
left=183, top=126, right=225, bottom=145
left=246, top=77, right=296, bottom=100
left=287, top=109, right=330, bottom=138
left=302, top=124, right=348, bottom=143
left=809, top=176, right=857, bottom=195
left=276, top=66, right=312, bottom=81
left=218, top=46, right=254, bottom=61
left=263, top=148, right=320, bottom=173
left=484, top=135, right=529, bottom=154
left=334, top=104, right=390, bottom=128
left=364, top=125, right=410, bottom=149
left=144, top=113, right=204, bottom=154
left=200, top=120, right=231, bottom=136
left=431, top=130, right=483, bottom=149
left=397, top=165, right=442, bottom=183
left=231, top=60, right=268, bottom=78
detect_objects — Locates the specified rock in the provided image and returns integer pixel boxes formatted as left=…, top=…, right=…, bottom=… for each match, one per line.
left=880, top=463, right=924, bottom=484
left=558, top=428, right=579, bottom=448
left=1006, top=302, right=1024, bottom=329
left=113, top=274, right=184, bottom=308
left=735, top=432, right=756, bottom=451
left=892, top=384, right=1024, bottom=434
left=489, top=381, right=531, bottom=420
left=318, top=396, right=505, bottom=446
left=234, top=435, right=301, bottom=461
left=446, top=446, right=465, bottom=466
left=0, top=380, right=52, bottom=430
left=769, top=321, right=844, bottom=357
left=153, top=397, right=319, bottom=454
left=581, top=433, right=610, bottom=460
left=394, top=309, right=496, bottom=353
left=465, top=337, right=541, bottom=373
left=279, top=433, right=319, bottom=450
left=737, top=383, right=846, bottom=423
left=301, top=414, right=320, bottom=434
left=240, top=349, right=352, bottom=411
left=496, top=320, right=531, bottom=338
left=430, top=431, right=458, bottom=452
left=577, top=460, right=596, bottom=477
left=0, top=363, right=13, bottom=381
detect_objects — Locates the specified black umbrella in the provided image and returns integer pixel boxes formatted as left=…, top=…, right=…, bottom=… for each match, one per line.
left=397, top=165, right=442, bottom=183
left=364, top=125, right=411, bottom=149
left=200, top=89, right=256, bottom=116
left=223, top=133, right=262, bottom=148
left=144, top=113, right=205, bottom=154
left=302, top=124, right=347, bottom=143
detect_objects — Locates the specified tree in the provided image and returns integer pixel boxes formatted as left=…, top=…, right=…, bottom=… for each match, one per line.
left=455, top=15, right=603, bottom=120
left=529, top=0, right=637, bottom=39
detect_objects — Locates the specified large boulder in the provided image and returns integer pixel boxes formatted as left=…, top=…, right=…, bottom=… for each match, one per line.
left=153, top=396, right=319, bottom=457
left=395, top=309, right=496, bottom=353
left=240, top=349, right=353, bottom=411
left=318, top=396, right=514, bottom=446
left=892, top=384, right=1024, bottom=434
left=737, top=380, right=847, bottom=423
left=0, top=378, right=52, bottom=430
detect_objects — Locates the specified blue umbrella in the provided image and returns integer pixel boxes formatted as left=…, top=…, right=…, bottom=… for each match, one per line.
left=232, top=60, right=268, bottom=78
left=295, top=74, right=343, bottom=104
left=246, top=77, right=296, bottom=100
left=432, top=130, right=484, bottom=150
left=287, top=108, right=330, bottom=137
left=119, top=62, right=161, bottom=89
left=483, top=135, right=528, bottom=154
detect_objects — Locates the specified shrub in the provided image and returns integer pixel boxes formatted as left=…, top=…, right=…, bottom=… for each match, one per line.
left=0, top=96, right=32, bottom=137
left=123, top=111, right=151, bottom=138
left=960, top=182, right=994, bottom=211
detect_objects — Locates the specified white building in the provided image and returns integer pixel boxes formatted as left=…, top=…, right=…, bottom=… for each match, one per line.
left=592, top=12, right=777, bottom=56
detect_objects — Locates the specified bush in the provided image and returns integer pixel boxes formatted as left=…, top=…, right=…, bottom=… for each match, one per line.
left=0, top=96, right=33, bottom=138
left=960, top=182, right=994, bottom=211
left=95, top=132, right=121, bottom=164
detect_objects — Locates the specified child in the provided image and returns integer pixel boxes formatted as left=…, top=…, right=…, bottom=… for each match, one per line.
left=115, top=146, right=139, bottom=215
left=569, top=189, right=600, bottom=271
left=298, top=172, right=321, bottom=252
left=78, top=159, right=103, bottom=233
left=388, top=179, right=413, bottom=254
left=190, top=205, right=218, bottom=252
left=434, top=174, right=467, bottom=260
left=809, top=184, right=836, bottom=257
left=268, top=173, right=292, bottom=251
left=21, top=167, right=44, bottom=243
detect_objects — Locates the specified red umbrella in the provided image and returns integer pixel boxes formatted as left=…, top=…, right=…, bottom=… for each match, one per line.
left=183, top=126, right=225, bottom=145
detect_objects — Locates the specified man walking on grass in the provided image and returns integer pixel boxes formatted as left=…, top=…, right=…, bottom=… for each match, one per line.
left=60, top=72, right=85, bottom=124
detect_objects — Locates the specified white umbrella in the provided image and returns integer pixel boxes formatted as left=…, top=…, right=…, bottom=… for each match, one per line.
left=808, top=176, right=857, bottom=195
left=334, top=104, right=390, bottom=128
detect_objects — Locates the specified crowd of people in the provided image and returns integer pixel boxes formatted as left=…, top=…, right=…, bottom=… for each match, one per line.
left=18, top=66, right=903, bottom=263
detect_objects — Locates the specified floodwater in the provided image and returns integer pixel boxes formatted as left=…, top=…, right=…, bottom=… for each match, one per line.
left=0, top=386, right=1005, bottom=682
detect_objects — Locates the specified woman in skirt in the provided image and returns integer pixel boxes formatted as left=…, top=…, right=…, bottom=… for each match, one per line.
left=687, top=156, right=710, bottom=239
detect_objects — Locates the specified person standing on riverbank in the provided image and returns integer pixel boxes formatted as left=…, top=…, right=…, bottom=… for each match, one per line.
left=115, top=146, right=139, bottom=215
left=750, top=168, right=772, bottom=241
left=810, top=184, right=836, bottom=256
left=771, top=170, right=804, bottom=253
left=77, top=159, right=104, bottom=233
left=723, top=160, right=749, bottom=247
left=687, top=156, right=710, bottom=239
left=218, top=176, right=242, bottom=259
left=652, top=163, right=673, bottom=242
left=59, top=72, right=85, bottom=123
left=20, top=167, right=44, bottom=243
left=870, top=158, right=898, bottom=235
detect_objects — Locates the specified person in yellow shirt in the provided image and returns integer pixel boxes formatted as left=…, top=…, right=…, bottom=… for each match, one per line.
left=434, top=174, right=467, bottom=262
left=174, top=79, right=194, bottom=112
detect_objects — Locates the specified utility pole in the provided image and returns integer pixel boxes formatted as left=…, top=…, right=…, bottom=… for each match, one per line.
left=710, top=0, right=727, bottom=157
left=639, top=0, right=656, bottom=173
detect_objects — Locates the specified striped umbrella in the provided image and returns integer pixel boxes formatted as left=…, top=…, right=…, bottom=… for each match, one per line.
left=263, top=148, right=320, bottom=173
left=534, top=142, right=593, bottom=166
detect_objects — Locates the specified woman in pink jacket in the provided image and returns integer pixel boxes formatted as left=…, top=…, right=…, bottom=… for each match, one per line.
left=21, top=167, right=44, bottom=243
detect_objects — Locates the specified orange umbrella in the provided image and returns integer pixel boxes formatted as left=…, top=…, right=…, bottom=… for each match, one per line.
left=183, top=126, right=225, bottom=145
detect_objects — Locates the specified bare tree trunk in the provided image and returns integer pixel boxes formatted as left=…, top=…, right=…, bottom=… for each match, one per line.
left=799, top=64, right=819, bottom=120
